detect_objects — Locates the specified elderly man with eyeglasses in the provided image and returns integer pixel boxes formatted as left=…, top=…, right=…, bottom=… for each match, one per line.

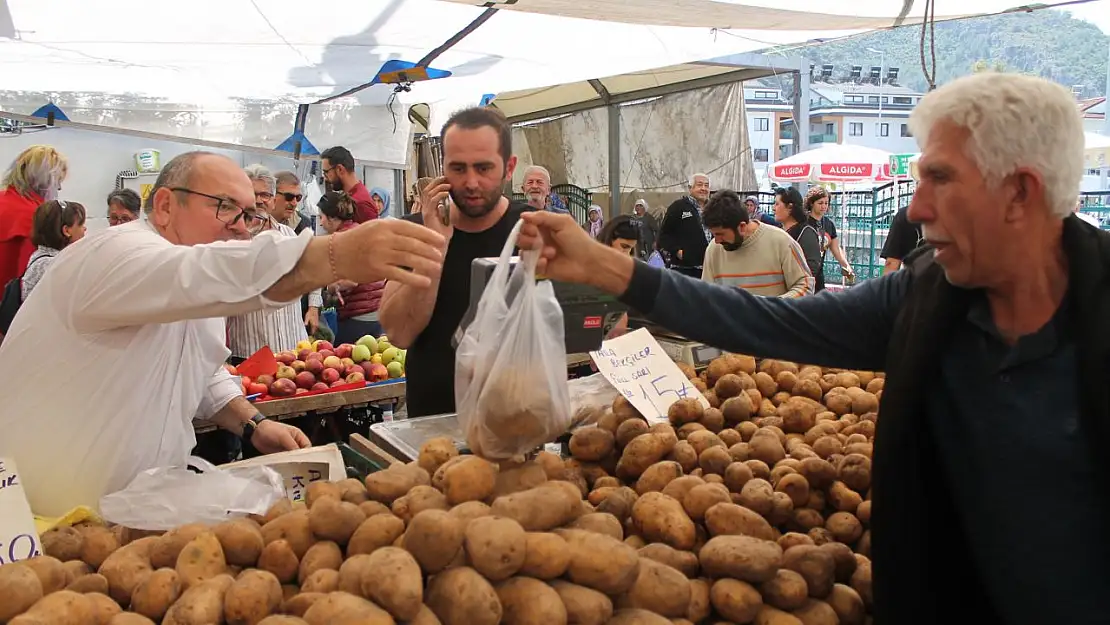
left=0, top=151, right=445, bottom=516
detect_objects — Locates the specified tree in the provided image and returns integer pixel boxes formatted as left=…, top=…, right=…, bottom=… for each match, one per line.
left=971, top=60, right=1007, bottom=73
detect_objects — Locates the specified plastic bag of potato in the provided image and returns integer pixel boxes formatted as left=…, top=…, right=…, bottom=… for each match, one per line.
left=454, top=220, right=571, bottom=459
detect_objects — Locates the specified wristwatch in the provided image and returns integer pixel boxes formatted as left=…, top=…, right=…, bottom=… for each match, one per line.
left=241, top=413, right=270, bottom=442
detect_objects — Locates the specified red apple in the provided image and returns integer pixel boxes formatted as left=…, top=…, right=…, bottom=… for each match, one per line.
left=335, top=344, right=354, bottom=359
left=297, top=348, right=313, bottom=361
left=322, top=356, right=343, bottom=371
left=275, top=365, right=296, bottom=380
left=311, top=382, right=329, bottom=391
left=247, top=382, right=268, bottom=395
left=317, top=349, right=335, bottom=361
left=255, top=373, right=274, bottom=386
left=316, top=341, right=334, bottom=352
left=270, top=377, right=297, bottom=397
left=346, top=371, right=365, bottom=384
left=330, top=380, right=347, bottom=388
left=224, top=363, right=238, bottom=376
left=275, top=351, right=296, bottom=365
left=292, top=360, right=306, bottom=373
left=321, top=368, right=341, bottom=384
left=306, top=351, right=323, bottom=362
left=367, top=363, right=389, bottom=382
left=295, top=388, right=308, bottom=395
left=359, top=361, right=375, bottom=378
left=294, top=371, right=316, bottom=389
left=306, top=359, right=324, bottom=375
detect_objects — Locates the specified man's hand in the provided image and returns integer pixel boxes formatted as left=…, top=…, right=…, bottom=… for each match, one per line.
left=252, top=419, right=310, bottom=453
left=419, top=176, right=454, bottom=241
left=518, top=212, right=635, bottom=296
left=678, top=249, right=684, bottom=260
left=333, top=220, right=445, bottom=288
left=304, top=306, right=319, bottom=333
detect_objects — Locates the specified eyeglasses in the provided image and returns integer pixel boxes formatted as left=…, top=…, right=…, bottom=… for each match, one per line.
left=107, top=215, right=134, bottom=226
left=255, top=191, right=275, bottom=201
left=169, top=187, right=262, bottom=230
left=280, top=192, right=303, bottom=202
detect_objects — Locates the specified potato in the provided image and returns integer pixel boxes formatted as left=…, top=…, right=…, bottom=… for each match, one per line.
left=754, top=605, right=804, bottom=625
left=22, top=556, right=67, bottom=595
left=637, top=543, right=698, bottom=578
left=300, top=569, right=339, bottom=593
left=698, top=447, right=732, bottom=476
left=703, top=502, right=776, bottom=540
left=748, top=432, right=786, bottom=466
left=392, top=485, right=450, bottom=523
left=660, top=476, right=705, bottom=503
left=304, top=482, right=341, bottom=509
left=261, top=510, right=315, bottom=560
left=463, top=516, right=527, bottom=581
left=0, top=562, right=44, bottom=621
left=558, top=529, right=641, bottom=595
left=256, top=539, right=299, bottom=584
left=775, top=473, right=811, bottom=508
left=635, top=461, right=683, bottom=495
left=335, top=478, right=370, bottom=505
left=709, top=578, right=763, bottom=623
left=301, top=591, right=394, bottom=625
left=22, top=589, right=100, bottom=625
left=446, top=501, right=491, bottom=525
left=826, top=584, right=865, bottom=625
left=849, top=559, right=872, bottom=608
left=257, top=618, right=309, bottom=625
left=61, top=560, right=92, bottom=585
left=676, top=483, right=727, bottom=523
left=425, top=567, right=502, bottom=625
left=570, top=428, right=617, bottom=462
left=698, top=535, right=782, bottom=583
left=347, top=512, right=405, bottom=557
left=42, top=526, right=84, bottom=562
left=824, top=511, right=863, bottom=544
left=778, top=532, right=815, bottom=551
left=67, top=572, right=109, bottom=594
left=549, top=580, right=613, bottom=625
left=617, top=433, right=678, bottom=480
left=108, top=614, right=157, bottom=625
left=596, top=487, right=639, bottom=522
left=212, top=519, right=266, bottom=568
left=791, top=599, right=839, bottom=625
left=606, top=609, right=672, bottom=625
left=359, top=547, right=422, bottom=621
left=78, top=526, right=122, bottom=570
left=768, top=492, right=795, bottom=527
left=333, top=554, right=372, bottom=596
left=224, top=569, right=282, bottom=625
left=491, top=481, right=582, bottom=531
left=617, top=558, right=691, bottom=617
left=759, top=569, right=809, bottom=610
left=828, top=481, right=863, bottom=513
left=99, top=544, right=155, bottom=605
left=284, top=592, right=326, bottom=618
left=307, top=497, right=366, bottom=545
left=162, top=573, right=234, bottom=625
left=402, top=509, right=464, bottom=575
left=149, top=524, right=207, bottom=570
left=496, top=576, right=568, bottom=625
left=364, top=464, right=431, bottom=505
left=722, top=462, right=754, bottom=493
left=173, top=532, right=227, bottom=590
left=737, top=478, right=774, bottom=516
left=441, top=456, right=498, bottom=505
left=836, top=455, right=872, bottom=492
left=667, top=398, right=704, bottom=426
left=419, top=437, right=460, bottom=475
left=782, top=546, right=835, bottom=598
left=616, top=420, right=650, bottom=449
left=631, top=492, right=696, bottom=551
left=298, top=541, right=342, bottom=585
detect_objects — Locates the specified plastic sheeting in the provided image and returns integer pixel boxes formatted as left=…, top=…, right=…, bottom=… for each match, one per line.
left=512, top=83, right=757, bottom=209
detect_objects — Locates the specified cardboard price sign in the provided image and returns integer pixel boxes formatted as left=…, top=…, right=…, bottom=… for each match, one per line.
left=0, top=457, right=43, bottom=564
left=222, top=445, right=344, bottom=502
left=590, top=328, right=709, bottom=424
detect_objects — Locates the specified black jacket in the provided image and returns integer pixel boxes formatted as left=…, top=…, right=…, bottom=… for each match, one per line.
left=658, top=197, right=708, bottom=268
left=873, top=215, right=1110, bottom=625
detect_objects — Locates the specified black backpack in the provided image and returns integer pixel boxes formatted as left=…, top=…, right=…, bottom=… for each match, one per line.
left=0, top=256, right=48, bottom=334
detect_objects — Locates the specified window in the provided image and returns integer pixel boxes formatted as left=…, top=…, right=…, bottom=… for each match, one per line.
left=755, top=118, right=770, bottom=132
left=892, top=96, right=913, bottom=105
left=900, top=124, right=912, bottom=137
left=754, top=91, right=776, bottom=99
left=754, top=149, right=769, bottom=163
left=845, top=95, right=865, bottom=104
left=825, top=123, right=835, bottom=135
left=877, top=123, right=889, bottom=137
left=849, top=122, right=863, bottom=136
left=868, top=96, right=880, bottom=105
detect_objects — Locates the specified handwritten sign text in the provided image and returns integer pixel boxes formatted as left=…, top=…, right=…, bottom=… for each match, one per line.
left=0, top=458, right=42, bottom=564
left=590, top=328, right=709, bottom=423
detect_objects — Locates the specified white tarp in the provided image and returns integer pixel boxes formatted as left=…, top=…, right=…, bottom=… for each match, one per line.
left=0, top=0, right=867, bottom=166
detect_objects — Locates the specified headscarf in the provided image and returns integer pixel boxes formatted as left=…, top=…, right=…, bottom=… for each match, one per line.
left=587, top=205, right=604, bottom=238
left=633, top=199, right=648, bottom=214
left=369, top=186, right=392, bottom=219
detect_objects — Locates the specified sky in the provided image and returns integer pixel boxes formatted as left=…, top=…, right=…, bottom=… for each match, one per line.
left=1062, top=1, right=1110, bottom=36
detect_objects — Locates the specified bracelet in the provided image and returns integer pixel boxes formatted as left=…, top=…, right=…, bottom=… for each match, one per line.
left=328, top=233, right=341, bottom=283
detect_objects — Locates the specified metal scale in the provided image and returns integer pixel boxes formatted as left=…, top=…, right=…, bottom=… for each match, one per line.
left=627, top=317, right=722, bottom=370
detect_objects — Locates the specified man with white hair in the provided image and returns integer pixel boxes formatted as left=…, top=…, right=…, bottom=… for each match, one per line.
left=512, top=73, right=1109, bottom=625
left=659, top=173, right=711, bottom=277
left=521, top=165, right=569, bottom=214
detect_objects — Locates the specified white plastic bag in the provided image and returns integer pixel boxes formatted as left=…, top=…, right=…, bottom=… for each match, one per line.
left=455, top=220, right=572, bottom=459
left=98, top=457, right=285, bottom=530
left=568, top=373, right=621, bottom=426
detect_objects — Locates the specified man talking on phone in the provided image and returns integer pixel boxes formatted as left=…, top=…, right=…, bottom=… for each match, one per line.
left=379, top=107, right=534, bottom=418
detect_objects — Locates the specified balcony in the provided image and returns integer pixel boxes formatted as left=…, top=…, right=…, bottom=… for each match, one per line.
left=779, top=127, right=795, bottom=140
left=810, top=133, right=838, bottom=144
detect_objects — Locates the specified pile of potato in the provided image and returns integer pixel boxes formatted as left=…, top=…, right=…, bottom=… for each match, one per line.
left=0, top=353, right=879, bottom=625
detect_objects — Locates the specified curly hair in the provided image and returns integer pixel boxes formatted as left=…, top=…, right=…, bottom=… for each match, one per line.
left=317, top=191, right=357, bottom=221
left=804, top=186, right=830, bottom=213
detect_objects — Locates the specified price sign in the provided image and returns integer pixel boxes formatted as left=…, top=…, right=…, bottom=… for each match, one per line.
left=590, top=328, right=709, bottom=424
left=222, top=444, right=344, bottom=503
left=274, top=463, right=330, bottom=503
left=0, top=457, right=42, bottom=564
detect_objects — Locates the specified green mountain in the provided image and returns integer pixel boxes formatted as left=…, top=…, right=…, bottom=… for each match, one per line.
left=784, top=10, right=1108, bottom=97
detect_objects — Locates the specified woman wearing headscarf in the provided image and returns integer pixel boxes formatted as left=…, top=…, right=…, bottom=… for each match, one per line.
left=584, top=205, right=604, bottom=238
left=370, top=187, right=392, bottom=220
left=0, top=146, right=68, bottom=286
left=318, top=191, right=386, bottom=343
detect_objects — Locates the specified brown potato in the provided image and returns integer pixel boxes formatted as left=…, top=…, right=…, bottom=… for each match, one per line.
left=361, top=547, right=423, bottom=621
left=307, top=498, right=366, bottom=545
left=392, top=485, right=450, bottom=524
left=491, top=481, right=582, bottom=531
left=346, top=512, right=405, bottom=557
left=260, top=510, right=315, bottom=560
left=87, top=593, right=122, bottom=625
left=449, top=500, right=493, bottom=525
left=0, top=562, right=44, bottom=622
left=569, top=512, right=624, bottom=541
left=710, top=578, right=763, bottom=623
left=162, top=573, right=234, bottom=625
left=778, top=532, right=815, bottom=551
left=616, top=558, right=691, bottom=617
left=636, top=543, right=698, bottom=578
left=301, top=591, right=394, bottom=625
left=42, top=526, right=84, bottom=562
left=257, top=540, right=299, bottom=584
left=549, top=580, right=612, bottom=625
left=748, top=432, right=786, bottom=466
left=617, top=433, right=678, bottom=479
left=257, top=618, right=309, bottom=625
left=336, top=478, right=370, bottom=505
left=78, top=526, right=122, bottom=570
left=496, top=576, right=568, bottom=625
left=425, top=567, right=502, bottom=625
left=402, top=509, right=464, bottom=575
left=596, top=487, right=639, bottom=522
left=61, top=560, right=92, bottom=586
left=837, top=455, right=872, bottom=492
left=558, top=529, right=641, bottom=595
left=754, top=605, right=804, bottom=625
left=262, top=500, right=294, bottom=525
left=850, top=559, right=872, bottom=609
left=606, top=609, right=673, bottom=625
left=703, top=502, right=776, bottom=541
left=67, top=572, right=109, bottom=594
left=660, top=475, right=705, bottom=503
left=21, top=555, right=67, bottom=595
left=299, top=568, right=338, bottom=593
left=419, top=437, right=460, bottom=476
left=224, top=569, right=282, bottom=625
left=698, top=447, right=732, bottom=476
left=759, top=569, right=809, bottom=610
left=518, top=532, right=570, bottom=580
left=698, top=535, right=782, bottom=583
left=364, top=464, right=431, bottom=505
left=631, top=492, right=696, bottom=551
left=335, top=555, right=371, bottom=596
left=635, top=461, right=683, bottom=495
left=108, top=614, right=157, bottom=625
left=723, top=462, right=754, bottom=493
left=680, top=483, right=730, bottom=523
left=441, top=456, right=498, bottom=505
left=212, top=519, right=265, bottom=568
left=148, top=525, right=206, bottom=571
left=297, top=541, right=343, bottom=585
left=828, top=481, right=864, bottom=513
left=791, top=599, right=839, bottom=625
left=782, top=545, right=836, bottom=598
left=98, top=543, right=155, bottom=605
left=825, top=511, right=864, bottom=544
left=738, top=478, right=774, bottom=516
left=826, top=584, right=866, bottom=625
left=464, top=516, right=528, bottom=580
left=304, top=482, right=341, bottom=509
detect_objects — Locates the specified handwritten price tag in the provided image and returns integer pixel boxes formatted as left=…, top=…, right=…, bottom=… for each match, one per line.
left=0, top=457, right=43, bottom=564
left=590, top=328, right=709, bottom=424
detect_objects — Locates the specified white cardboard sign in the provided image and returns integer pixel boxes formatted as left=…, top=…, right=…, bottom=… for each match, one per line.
left=222, top=444, right=344, bottom=503
left=0, top=457, right=43, bottom=564
left=590, top=328, right=709, bottom=424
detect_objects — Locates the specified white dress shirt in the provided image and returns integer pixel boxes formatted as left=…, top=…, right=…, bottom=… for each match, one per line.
left=0, top=219, right=312, bottom=516
left=227, top=221, right=323, bottom=358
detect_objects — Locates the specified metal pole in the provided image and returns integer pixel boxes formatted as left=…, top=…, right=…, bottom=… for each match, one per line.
left=608, top=104, right=621, bottom=218
left=1101, top=41, right=1109, bottom=192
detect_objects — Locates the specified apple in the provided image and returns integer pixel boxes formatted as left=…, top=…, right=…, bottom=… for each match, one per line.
left=341, top=357, right=355, bottom=371
left=321, top=368, right=341, bottom=384
left=224, top=363, right=239, bottom=376
left=297, top=348, right=313, bottom=361
left=346, top=371, right=366, bottom=384
left=351, top=344, right=372, bottom=363
left=295, top=388, right=309, bottom=395
left=330, top=380, right=347, bottom=388
left=359, top=361, right=375, bottom=378
left=294, top=371, right=316, bottom=389
left=255, top=373, right=274, bottom=386
left=386, top=361, right=404, bottom=379
left=275, top=365, right=296, bottom=380
left=356, top=335, right=378, bottom=354
left=381, top=346, right=400, bottom=366
left=317, top=349, right=335, bottom=361
left=376, top=336, right=392, bottom=353
left=292, top=360, right=306, bottom=373
left=335, top=344, right=354, bottom=359
left=276, top=351, right=296, bottom=365
left=398, top=349, right=406, bottom=367
left=371, top=353, right=383, bottom=365
left=247, top=382, right=268, bottom=395
left=270, top=377, right=297, bottom=397
left=322, top=356, right=344, bottom=371
left=306, top=359, right=324, bottom=375
left=296, top=339, right=314, bottom=352
left=367, top=363, right=389, bottom=382
left=306, top=352, right=323, bottom=363
left=311, top=382, right=329, bottom=391
left=315, top=341, right=334, bottom=353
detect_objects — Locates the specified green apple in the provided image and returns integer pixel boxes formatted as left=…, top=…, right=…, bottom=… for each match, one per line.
left=386, top=361, right=404, bottom=379
left=356, top=335, right=378, bottom=354
left=376, top=337, right=392, bottom=353
left=351, top=344, right=372, bottom=363
left=381, top=346, right=400, bottom=366
left=398, top=349, right=406, bottom=367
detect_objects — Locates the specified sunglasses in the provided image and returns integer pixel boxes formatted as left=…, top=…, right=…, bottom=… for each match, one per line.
left=280, top=192, right=303, bottom=202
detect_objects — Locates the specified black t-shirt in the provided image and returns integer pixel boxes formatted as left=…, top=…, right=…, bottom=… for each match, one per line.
left=400, top=202, right=532, bottom=417
left=881, top=207, right=923, bottom=261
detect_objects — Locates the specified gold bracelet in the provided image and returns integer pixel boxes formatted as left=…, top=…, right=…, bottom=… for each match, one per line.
left=328, top=233, right=341, bottom=283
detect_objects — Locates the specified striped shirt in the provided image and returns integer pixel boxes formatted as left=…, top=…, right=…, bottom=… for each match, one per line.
left=226, top=221, right=324, bottom=358
left=700, top=222, right=814, bottom=298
